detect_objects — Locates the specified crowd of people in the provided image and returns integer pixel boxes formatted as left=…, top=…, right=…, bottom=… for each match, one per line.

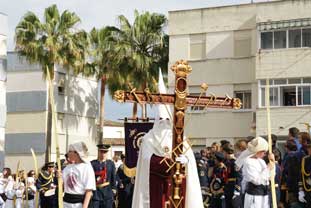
left=0, top=126, right=309, bottom=208
left=195, top=127, right=311, bottom=208
left=0, top=142, right=134, bottom=208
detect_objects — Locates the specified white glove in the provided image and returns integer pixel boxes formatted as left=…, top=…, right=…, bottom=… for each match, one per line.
left=220, top=195, right=225, bottom=199
left=176, top=155, right=188, bottom=164
left=232, top=191, right=240, bottom=199
left=298, top=191, right=307, bottom=203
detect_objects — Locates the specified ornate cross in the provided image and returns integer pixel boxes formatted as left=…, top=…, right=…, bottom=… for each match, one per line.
left=114, top=60, right=242, bottom=208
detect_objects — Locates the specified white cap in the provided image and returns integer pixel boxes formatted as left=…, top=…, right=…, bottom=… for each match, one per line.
left=68, top=141, right=89, bottom=161
left=248, top=137, right=269, bottom=154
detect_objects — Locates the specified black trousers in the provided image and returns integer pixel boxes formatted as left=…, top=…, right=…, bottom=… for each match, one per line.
left=89, top=199, right=113, bottom=208
left=40, top=193, right=57, bottom=208
left=306, top=192, right=311, bottom=208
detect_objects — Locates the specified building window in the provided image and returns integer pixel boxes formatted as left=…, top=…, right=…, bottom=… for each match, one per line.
left=261, top=87, right=279, bottom=107
left=303, top=29, right=311, bottom=47
left=261, top=32, right=273, bottom=49
left=234, top=91, right=251, bottom=109
left=298, top=86, right=311, bottom=105
left=260, top=27, right=311, bottom=50
left=274, top=31, right=287, bottom=49
left=289, top=29, right=301, bottom=48
left=57, top=113, right=65, bottom=129
left=259, top=78, right=311, bottom=107
left=190, top=34, right=206, bottom=60
left=57, top=73, right=65, bottom=95
left=280, top=86, right=296, bottom=106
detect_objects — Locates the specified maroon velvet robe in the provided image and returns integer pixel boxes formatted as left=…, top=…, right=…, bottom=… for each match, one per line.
left=149, top=154, right=186, bottom=208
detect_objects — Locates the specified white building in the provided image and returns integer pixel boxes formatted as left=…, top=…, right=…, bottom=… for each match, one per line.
left=0, top=12, right=7, bottom=170
left=5, top=52, right=98, bottom=170
left=168, top=0, right=311, bottom=149
left=102, top=120, right=125, bottom=159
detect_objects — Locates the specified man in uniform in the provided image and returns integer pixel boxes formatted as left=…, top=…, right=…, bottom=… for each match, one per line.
left=116, top=154, right=134, bottom=208
left=195, top=152, right=210, bottom=207
left=210, top=152, right=227, bottom=208
left=223, top=144, right=242, bottom=208
left=36, top=162, right=57, bottom=208
left=282, top=140, right=299, bottom=207
left=90, top=144, right=116, bottom=208
left=298, top=139, right=311, bottom=206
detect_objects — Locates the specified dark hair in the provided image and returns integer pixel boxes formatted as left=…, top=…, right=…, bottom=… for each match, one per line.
left=194, top=152, right=201, bottom=160
left=246, top=136, right=255, bottom=143
left=27, top=170, right=35, bottom=177
left=289, top=127, right=299, bottom=138
left=3, top=168, right=11, bottom=178
left=271, top=134, right=277, bottom=142
left=273, top=149, right=281, bottom=162
left=285, top=140, right=297, bottom=151
left=220, top=140, right=230, bottom=147
left=223, top=144, right=234, bottom=154
left=121, top=154, right=125, bottom=160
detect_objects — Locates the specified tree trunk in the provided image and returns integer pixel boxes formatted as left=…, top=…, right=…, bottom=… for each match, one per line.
left=133, top=103, right=137, bottom=119
left=99, top=75, right=106, bottom=143
left=141, top=82, right=147, bottom=119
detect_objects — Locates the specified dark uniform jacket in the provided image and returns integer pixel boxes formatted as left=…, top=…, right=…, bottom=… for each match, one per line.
left=299, top=155, right=311, bottom=205
left=197, top=159, right=209, bottom=189
left=90, top=159, right=116, bottom=203
left=282, top=151, right=300, bottom=193
left=116, top=164, right=134, bottom=208
left=224, top=157, right=242, bottom=208
left=36, top=170, right=57, bottom=208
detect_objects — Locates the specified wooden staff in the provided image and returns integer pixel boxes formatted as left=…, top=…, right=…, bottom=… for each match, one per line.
left=15, top=160, right=20, bottom=183
left=265, top=78, right=277, bottom=208
left=31, top=148, right=39, bottom=208
left=14, top=160, right=20, bottom=207
left=25, top=171, right=28, bottom=208
left=46, top=67, right=63, bottom=208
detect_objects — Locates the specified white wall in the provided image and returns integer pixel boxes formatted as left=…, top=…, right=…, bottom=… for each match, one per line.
left=6, top=71, right=46, bottom=92
left=103, top=126, right=124, bottom=139
left=257, top=107, right=311, bottom=137
left=0, top=13, right=7, bottom=170
left=256, top=48, right=311, bottom=79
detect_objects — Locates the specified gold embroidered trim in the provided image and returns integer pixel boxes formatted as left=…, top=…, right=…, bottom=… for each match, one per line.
left=124, top=164, right=136, bottom=177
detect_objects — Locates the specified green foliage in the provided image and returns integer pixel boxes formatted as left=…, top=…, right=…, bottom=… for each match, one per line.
left=113, top=10, right=169, bottom=93
left=15, top=4, right=88, bottom=79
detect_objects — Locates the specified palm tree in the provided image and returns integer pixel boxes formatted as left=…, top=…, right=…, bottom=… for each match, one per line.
left=114, top=10, right=169, bottom=118
left=15, top=4, right=88, bottom=159
left=88, top=26, right=124, bottom=142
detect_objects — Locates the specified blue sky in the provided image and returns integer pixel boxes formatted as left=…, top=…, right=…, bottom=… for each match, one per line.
left=0, top=0, right=268, bottom=120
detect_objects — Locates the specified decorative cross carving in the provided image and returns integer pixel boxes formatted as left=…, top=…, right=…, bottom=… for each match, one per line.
left=114, top=60, right=242, bottom=208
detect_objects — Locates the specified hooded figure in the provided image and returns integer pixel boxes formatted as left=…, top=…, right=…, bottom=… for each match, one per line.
left=132, top=69, right=203, bottom=208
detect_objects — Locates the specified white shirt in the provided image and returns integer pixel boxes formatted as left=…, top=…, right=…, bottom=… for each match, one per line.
left=114, top=160, right=123, bottom=170
left=62, top=162, right=96, bottom=195
left=242, top=157, right=270, bottom=186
